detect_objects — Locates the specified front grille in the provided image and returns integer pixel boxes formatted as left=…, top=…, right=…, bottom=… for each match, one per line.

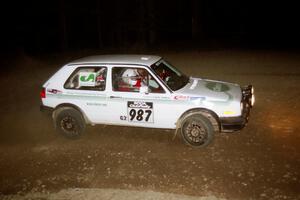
left=242, top=85, right=254, bottom=106
left=241, top=85, right=253, bottom=124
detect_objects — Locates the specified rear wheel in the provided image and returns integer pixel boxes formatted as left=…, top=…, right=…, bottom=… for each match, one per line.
left=181, top=114, right=214, bottom=147
left=54, top=108, right=86, bottom=139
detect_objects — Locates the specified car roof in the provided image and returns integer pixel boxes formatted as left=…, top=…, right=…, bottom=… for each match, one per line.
left=68, top=55, right=162, bottom=66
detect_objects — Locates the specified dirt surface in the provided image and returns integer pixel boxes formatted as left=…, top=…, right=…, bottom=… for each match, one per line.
left=0, top=188, right=226, bottom=200
left=0, top=50, right=299, bottom=200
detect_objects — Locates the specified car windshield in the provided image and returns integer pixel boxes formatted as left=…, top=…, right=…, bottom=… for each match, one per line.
left=150, top=59, right=190, bottom=91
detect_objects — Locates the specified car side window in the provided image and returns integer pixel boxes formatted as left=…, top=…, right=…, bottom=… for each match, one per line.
left=64, top=67, right=107, bottom=91
left=112, top=66, right=165, bottom=93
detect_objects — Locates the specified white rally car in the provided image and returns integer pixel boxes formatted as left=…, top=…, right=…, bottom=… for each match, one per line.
left=40, top=55, right=254, bottom=147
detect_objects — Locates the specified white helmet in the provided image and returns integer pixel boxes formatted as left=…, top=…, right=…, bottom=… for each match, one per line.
left=122, top=69, right=138, bottom=85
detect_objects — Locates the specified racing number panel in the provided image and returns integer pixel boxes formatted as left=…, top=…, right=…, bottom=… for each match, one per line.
left=127, top=101, right=154, bottom=123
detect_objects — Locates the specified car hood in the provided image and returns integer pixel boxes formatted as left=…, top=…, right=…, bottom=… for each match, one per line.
left=175, top=77, right=242, bottom=102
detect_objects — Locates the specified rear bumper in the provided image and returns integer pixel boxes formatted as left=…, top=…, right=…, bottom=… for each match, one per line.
left=40, top=104, right=54, bottom=115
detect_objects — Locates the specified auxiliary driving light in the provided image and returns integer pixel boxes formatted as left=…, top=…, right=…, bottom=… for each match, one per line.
left=251, top=94, right=255, bottom=107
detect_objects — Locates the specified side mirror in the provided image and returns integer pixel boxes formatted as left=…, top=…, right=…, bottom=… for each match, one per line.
left=139, top=86, right=149, bottom=94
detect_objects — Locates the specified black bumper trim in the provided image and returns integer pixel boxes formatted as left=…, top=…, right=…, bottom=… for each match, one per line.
left=40, top=105, right=54, bottom=115
left=220, top=116, right=247, bottom=131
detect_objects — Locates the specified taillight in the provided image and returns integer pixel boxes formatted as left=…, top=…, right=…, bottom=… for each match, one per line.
left=40, top=87, right=46, bottom=98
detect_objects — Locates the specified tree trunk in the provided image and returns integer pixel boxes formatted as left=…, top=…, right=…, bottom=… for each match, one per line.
left=59, top=0, right=68, bottom=51
left=96, top=0, right=103, bottom=48
left=191, top=0, right=202, bottom=41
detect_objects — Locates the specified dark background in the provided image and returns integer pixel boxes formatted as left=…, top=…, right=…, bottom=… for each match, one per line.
left=1, top=2, right=300, bottom=199
left=2, top=0, right=300, bottom=54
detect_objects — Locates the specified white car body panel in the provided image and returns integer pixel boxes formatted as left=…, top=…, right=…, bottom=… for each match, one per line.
left=175, top=77, right=242, bottom=117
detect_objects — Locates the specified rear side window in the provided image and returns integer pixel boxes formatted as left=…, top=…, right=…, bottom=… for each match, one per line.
left=64, top=67, right=107, bottom=91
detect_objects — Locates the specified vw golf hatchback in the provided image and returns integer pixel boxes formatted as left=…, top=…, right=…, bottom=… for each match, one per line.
left=40, top=55, right=255, bottom=147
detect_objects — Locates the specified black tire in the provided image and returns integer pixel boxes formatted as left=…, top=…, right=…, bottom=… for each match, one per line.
left=54, top=108, right=86, bottom=139
left=180, top=114, right=214, bottom=147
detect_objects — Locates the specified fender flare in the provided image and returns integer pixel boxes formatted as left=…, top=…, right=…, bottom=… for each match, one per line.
left=173, top=108, right=220, bottom=139
left=53, top=103, right=91, bottom=125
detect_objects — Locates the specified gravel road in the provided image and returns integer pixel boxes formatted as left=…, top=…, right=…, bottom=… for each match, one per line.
left=0, top=50, right=299, bottom=200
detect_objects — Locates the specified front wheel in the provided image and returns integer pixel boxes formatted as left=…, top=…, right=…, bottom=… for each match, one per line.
left=180, top=114, right=214, bottom=147
left=54, top=107, right=86, bottom=139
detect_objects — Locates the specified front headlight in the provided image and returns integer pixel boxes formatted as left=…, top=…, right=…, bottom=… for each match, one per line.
left=251, top=86, right=254, bottom=94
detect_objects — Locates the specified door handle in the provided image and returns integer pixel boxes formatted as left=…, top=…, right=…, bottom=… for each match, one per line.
left=110, top=96, right=121, bottom=99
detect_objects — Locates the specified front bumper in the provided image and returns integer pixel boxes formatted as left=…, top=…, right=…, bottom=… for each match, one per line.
left=220, top=85, right=254, bottom=132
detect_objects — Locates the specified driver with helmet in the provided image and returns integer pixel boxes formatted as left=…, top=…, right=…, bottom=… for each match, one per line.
left=121, top=68, right=147, bottom=89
